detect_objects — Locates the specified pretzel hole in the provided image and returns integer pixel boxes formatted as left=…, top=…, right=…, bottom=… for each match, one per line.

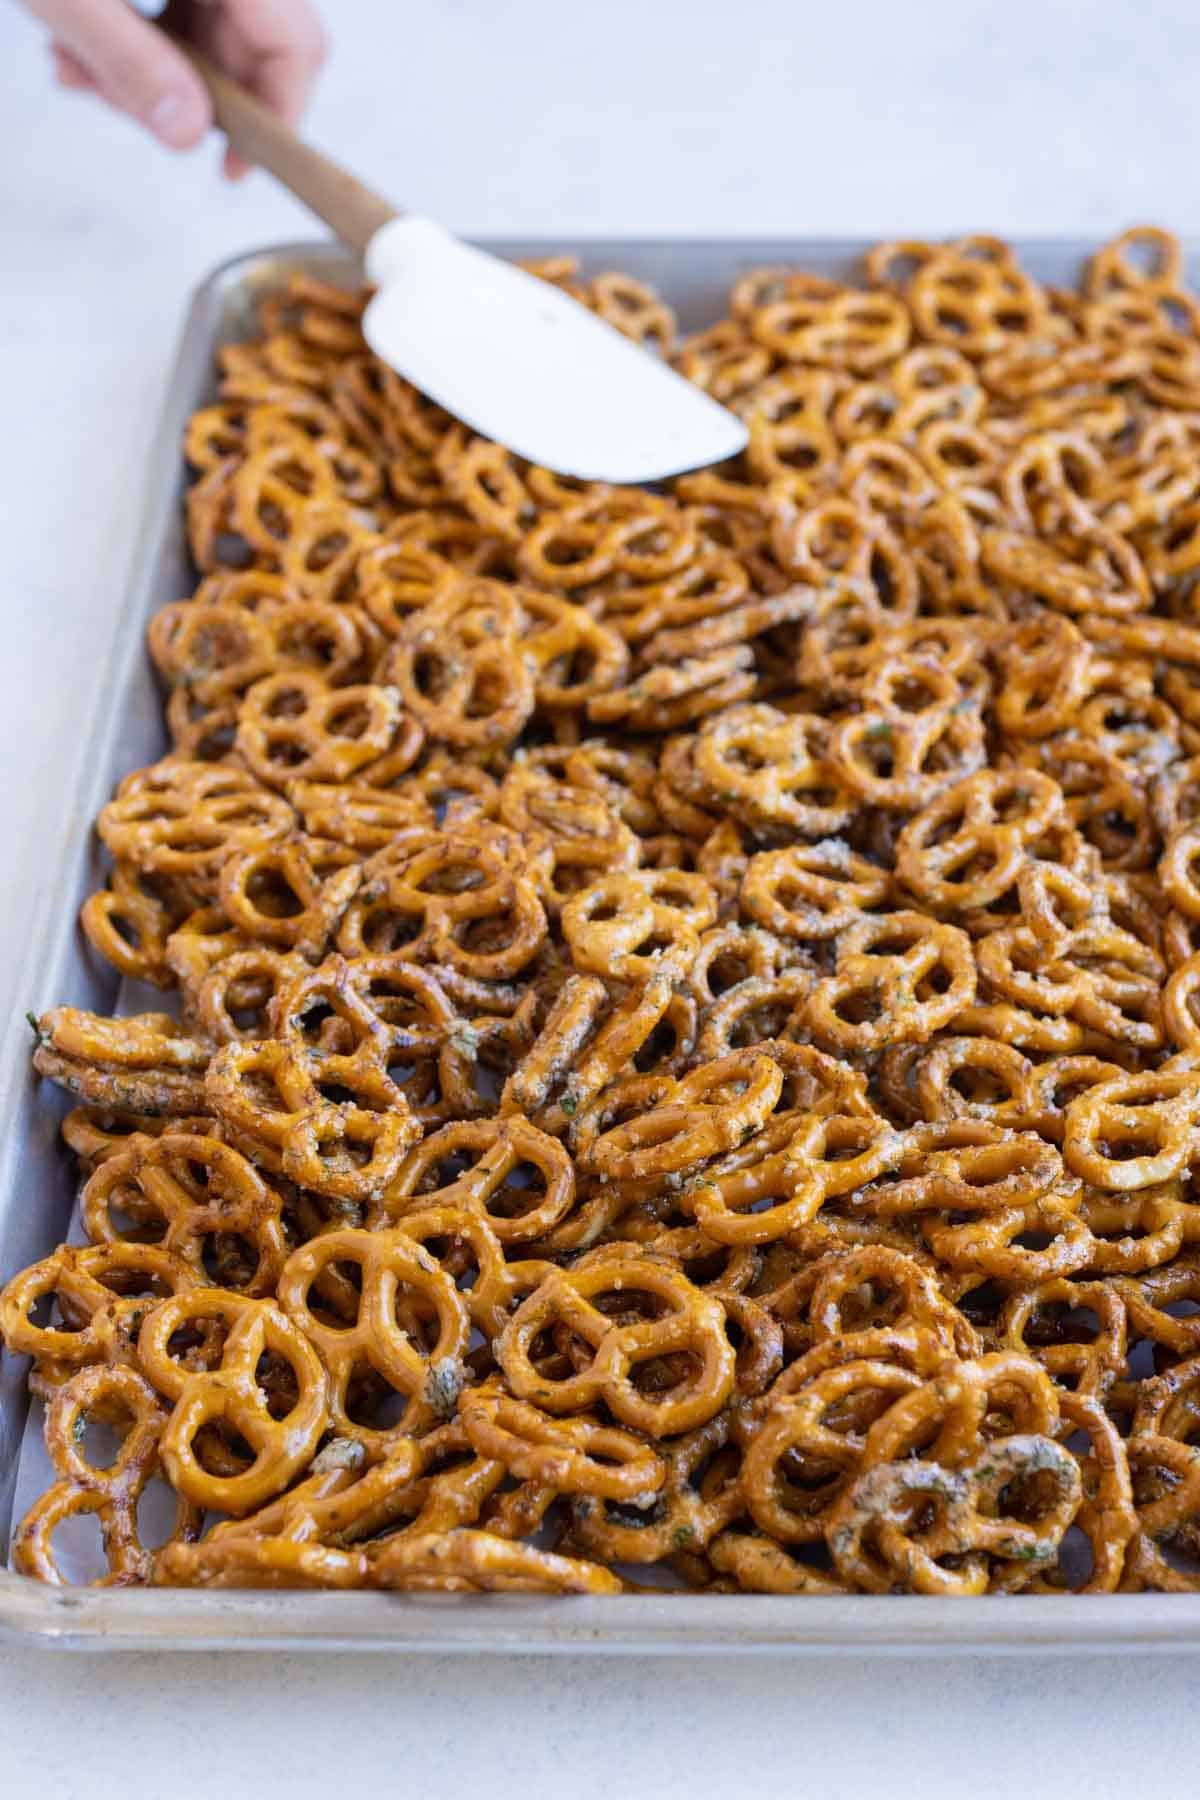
left=956, top=1280, right=1004, bottom=1329
left=360, top=909, right=424, bottom=954
left=136, top=1478, right=188, bottom=1552
left=166, top=1318, right=231, bottom=1372
left=22, top=1289, right=61, bottom=1331
left=325, top=701, right=371, bottom=740
left=629, top=1347, right=704, bottom=1402
left=42, top=1504, right=111, bottom=1585
left=637, top=929, right=681, bottom=964
left=856, top=737, right=895, bottom=779
left=244, top=869, right=304, bottom=920
left=214, top=532, right=254, bottom=568
left=481, top=1163, right=547, bottom=1225
left=201, top=1232, right=262, bottom=1291
left=263, top=685, right=309, bottom=720
left=949, top=1067, right=1016, bottom=1107
left=74, top=1405, right=132, bottom=1473
left=634, top=1017, right=687, bottom=1071
left=194, top=1421, right=255, bottom=1474
left=830, top=984, right=884, bottom=1026
left=1023, top=1302, right=1103, bottom=1350
left=1096, top=1124, right=1166, bottom=1161
left=254, top=1351, right=301, bottom=1417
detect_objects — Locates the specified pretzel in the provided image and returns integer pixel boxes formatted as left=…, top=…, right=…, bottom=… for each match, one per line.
left=374, top=1115, right=575, bottom=1242
left=278, top=1227, right=469, bottom=1444
left=0, top=1240, right=199, bottom=1383
left=740, top=842, right=890, bottom=940
left=138, top=1290, right=329, bottom=1514
left=568, top=1410, right=745, bottom=1562
left=895, top=769, right=1062, bottom=913
left=459, top=1385, right=663, bottom=1500
left=12, top=1365, right=201, bottom=1585
left=98, top=759, right=294, bottom=883
left=805, top=912, right=976, bottom=1052
left=497, top=1249, right=736, bottom=1435
left=372, top=1529, right=623, bottom=1594
left=205, top=1036, right=421, bottom=1201
left=1064, top=1068, right=1200, bottom=1190
left=561, top=868, right=712, bottom=984
left=32, top=1007, right=211, bottom=1115
left=80, top=1133, right=287, bottom=1297
left=80, top=861, right=193, bottom=988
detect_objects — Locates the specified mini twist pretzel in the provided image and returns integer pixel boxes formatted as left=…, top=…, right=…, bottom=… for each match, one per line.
left=389, top=1205, right=551, bottom=1340
left=996, top=1277, right=1128, bottom=1399
left=576, top=1049, right=784, bottom=1182
left=856, top=1352, right=1061, bottom=1473
left=561, top=868, right=715, bottom=984
left=827, top=656, right=986, bottom=811
left=12, top=1364, right=201, bottom=1586
left=384, top=576, right=536, bottom=747
left=218, top=836, right=361, bottom=958
left=805, top=912, right=977, bottom=1052
left=993, top=612, right=1094, bottom=740
left=909, top=1037, right=1041, bottom=1130
left=459, top=1385, right=665, bottom=1501
left=278, top=1226, right=470, bottom=1444
left=79, top=861, right=192, bottom=988
left=371, top=1529, right=623, bottom=1594
left=740, top=841, right=891, bottom=940
left=138, top=1289, right=329, bottom=1515
left=274, top=951, right=460, bottom=1060
left=568, top=1410, right=745, bottom=1563
left=80, top=1133, right=287, bottom=1297
left=33, top=1007, right=211, bottom=1116
left=154, top=1536, right=368, bottom=1589
left=205, top=1036, right=421, bottom=1202
left=692, top=703, right=856, bottom=837
left=374, top=1115, right=576, bottom=1243
left=0, top=1240, right=199, bottom=1385
left=191, top=945, right=308, bottom=1044
left=98, top=759, right=295, bottom=883
left=236, top=672, right=403, bottom=787
left=742, top=1359, right=929, bottom=1546
left=691, top=1113, right=903, bottom=1247
left=60, top=1106, right=216, bottom=1172
left=497, top=1249, right=736, bottom=1436
left=1064, top=1068, right=1200, bottom=1190
left=895, top=769, right=1064, bottom=913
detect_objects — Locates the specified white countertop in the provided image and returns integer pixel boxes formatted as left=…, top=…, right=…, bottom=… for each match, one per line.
left=2, top=0, right=1198, bottom=1788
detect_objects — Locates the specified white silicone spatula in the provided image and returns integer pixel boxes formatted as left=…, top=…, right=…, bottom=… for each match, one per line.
left=184, top=52, right=749, bottom=482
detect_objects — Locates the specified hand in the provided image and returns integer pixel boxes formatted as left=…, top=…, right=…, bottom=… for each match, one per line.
left=22, top=0, right=328, bottom=177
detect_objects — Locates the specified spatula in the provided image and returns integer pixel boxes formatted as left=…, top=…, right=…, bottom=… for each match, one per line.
left=181, top=51, right=749, bottom=482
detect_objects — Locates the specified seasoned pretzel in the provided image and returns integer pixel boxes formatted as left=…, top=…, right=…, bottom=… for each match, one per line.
left=498, top=1250, right=736, bottom=1435
left=12, top=1365, right=201, bottom=1586
left=278, top=1227, right=469, bottom=1444
left=138, top=1289, right=329, bottom=1514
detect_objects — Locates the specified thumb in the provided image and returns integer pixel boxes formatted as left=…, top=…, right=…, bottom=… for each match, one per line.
left=29, top=0, right=212, bottom=149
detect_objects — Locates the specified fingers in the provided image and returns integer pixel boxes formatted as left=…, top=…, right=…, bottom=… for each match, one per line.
left=187, top=0, right=328, bottom=180
left=50, top=43, right=98, bottom=92
left=238, top=0, right=328, bottom=126
left=28, top=0, right=211, bottom=149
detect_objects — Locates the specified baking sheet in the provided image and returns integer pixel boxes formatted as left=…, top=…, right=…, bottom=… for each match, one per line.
left=6, top=236, right=1200, bottom=1648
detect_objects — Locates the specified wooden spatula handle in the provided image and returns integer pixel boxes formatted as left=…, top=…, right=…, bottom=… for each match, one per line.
left=183, top=48, right=399, bottom=252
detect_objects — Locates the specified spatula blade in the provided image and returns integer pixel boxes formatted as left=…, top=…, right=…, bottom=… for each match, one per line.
left=363, top=218, right=749, bottom=483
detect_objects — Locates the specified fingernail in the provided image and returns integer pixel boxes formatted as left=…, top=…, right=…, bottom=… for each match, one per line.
left=149, top=90, right=197, bottom=148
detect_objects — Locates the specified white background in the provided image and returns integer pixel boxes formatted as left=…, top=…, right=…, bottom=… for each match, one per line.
left=2, top=0, right=1200, bottom=1790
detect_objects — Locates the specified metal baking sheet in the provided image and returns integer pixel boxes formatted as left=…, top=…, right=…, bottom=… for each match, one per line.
left=4, top=236, right=1200, bottom=1651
